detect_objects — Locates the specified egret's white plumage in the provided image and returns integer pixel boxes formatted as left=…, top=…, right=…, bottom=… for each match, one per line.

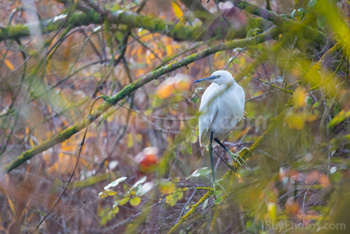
left=195, top=70, right=245, bottom=148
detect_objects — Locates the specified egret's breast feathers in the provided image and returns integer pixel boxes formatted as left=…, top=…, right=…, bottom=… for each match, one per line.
left=198, top=83, right=245, bottom=147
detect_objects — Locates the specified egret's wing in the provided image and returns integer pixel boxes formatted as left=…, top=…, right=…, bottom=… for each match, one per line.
left=199, top=107, right=218, bottom=148
left=198, top=86, right=221, bottom=148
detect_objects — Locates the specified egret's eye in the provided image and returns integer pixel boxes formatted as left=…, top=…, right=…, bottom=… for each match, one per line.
left=217, top=75, right=220, bottom=78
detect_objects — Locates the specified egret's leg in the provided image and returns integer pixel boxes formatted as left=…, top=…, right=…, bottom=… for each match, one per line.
left=214, top=151, right=236, bottom=172
left=214, top=138, right=248, bottom=168
left=209, top=131, right=215, bottom=184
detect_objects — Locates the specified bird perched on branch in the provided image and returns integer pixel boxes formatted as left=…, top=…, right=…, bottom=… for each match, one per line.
left=194, top=70, right=245, bottom=182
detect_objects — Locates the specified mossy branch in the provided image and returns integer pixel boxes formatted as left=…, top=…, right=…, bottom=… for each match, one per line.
left=0, top=3, right=260, bottom=43
left=3, top=26, right=279, bottom=174
left=169, top=111, right=286, bottom=233
left=231, top=0, right=326, bottom=45
left=168, top=188, right=214, bottom=234
left=210, top=108, right=287, bottom=230
left=1, top=9, right=209, bottom=42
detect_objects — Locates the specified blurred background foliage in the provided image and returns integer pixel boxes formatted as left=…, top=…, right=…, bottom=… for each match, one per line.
left=0, top=0, right=350, bottom=233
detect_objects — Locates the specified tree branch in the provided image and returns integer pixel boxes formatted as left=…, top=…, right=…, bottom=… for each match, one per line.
left=179, top=0, right=215, bottom=23
left=4, top=26, right=279, bottom=174
left=231, top=0, right=326, bottom=45
left=169, top=111, right=286, bottom=233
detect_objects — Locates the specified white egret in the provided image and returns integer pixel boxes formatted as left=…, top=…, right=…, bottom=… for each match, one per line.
left=194, top=70, right=245, bottom=182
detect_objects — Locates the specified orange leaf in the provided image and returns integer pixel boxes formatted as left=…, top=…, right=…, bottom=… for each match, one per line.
left=156, top=79, right=175, bottom=98
left=4, top=59, right=14, bottom=70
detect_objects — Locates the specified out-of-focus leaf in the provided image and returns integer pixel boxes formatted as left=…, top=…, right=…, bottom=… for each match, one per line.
left=159, top=181, right=176, bottom=195
left=214, top=195, right=223, bottom=205
left=156, top=74, right=191, bottom=99
left=284, top=112, right=318, bottom=130
left=293, top=86, right=306, bottom=109
left=128, top=134, right=133, bottom=148
left=171, top=1, right=183, bottom=19
left=112, top=206, right=119, bottom=214
left=135, top=147, right=159, bottom=174
left=136, top=182, right=154, bottom=196
left=130, top=197, right=141, bottom=206
left=186, top=167, right=210, bottom=180
left=120, top=197, right=130, bottom=206
left=285, top=197, right=299, bottom=216
left=189, top=135, right=197, bottom=144
left=104, top=177, right=127, bottom=190
left=267, top=202, right=277, bottom=222
left=4, top=59, right=14, bottom=70
left=165, top=189, right=183, bottom=206
left=98, top=190, right=118, bottom=199
left=246, top=220, right=253, bottom=229
left=156, top=79, right=174, bottom=98
left=328, top=110, right=350, bottom=128
left=316, top=0, right=350, bottom=56
left=131, top=176, right=147, bottom=190
left=202, top=198, right=209, bottom=210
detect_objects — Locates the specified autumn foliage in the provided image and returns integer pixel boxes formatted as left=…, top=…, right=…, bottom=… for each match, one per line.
left=0, top=0, right=350, bottom=233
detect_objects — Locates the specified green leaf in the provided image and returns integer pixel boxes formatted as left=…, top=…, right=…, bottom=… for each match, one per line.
left=111, top=4, right=120, bottom=11
left=189, top=135, right=197, bottom=144
left=246, top=219, right=253, bottom=229
left=187, top=145, right=192, bottom=154
left=313, top=101, right=321, bottom=108
left=214, top=196, right=223, bottom=205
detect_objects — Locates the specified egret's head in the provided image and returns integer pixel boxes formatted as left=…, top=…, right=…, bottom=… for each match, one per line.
left=194, top=70, right=235, bottom=85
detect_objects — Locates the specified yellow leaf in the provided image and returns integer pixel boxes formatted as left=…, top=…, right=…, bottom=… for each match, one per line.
left=127, top=134, right=133, bottom=148
left=112, top=206, right=119, bottom=214
left=165, top=190, right=183, bottom=206
left=284, top=112, right=317, bottom=130
left=105, top=190, right=118, bottom=197
left=159, top=181, right=176, bottom=195
left=130, top=197, right=141, bottom=206
left=171, top=1, right=183, bottom=19
left=292, top=86, right=306, bottom=109
left=316, top=0, right=350, bottom=56
left=284, top=113, right=305, bottom=130
left=328, top=110, right=350, bottom=127
left=267, top=202, right=276, bottom=222
left=4, top=59, right=14, bottom=70
left=120, top=197, right=130, bottom=206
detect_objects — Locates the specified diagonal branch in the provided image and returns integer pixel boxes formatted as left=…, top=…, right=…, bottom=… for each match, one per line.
left=168, top=111, right=286, bottom=233
left=3, top=26, right=279, bottom=174
left=230, top=0, right=326, bottom=45
left=179, top=0, right=215, bottom=23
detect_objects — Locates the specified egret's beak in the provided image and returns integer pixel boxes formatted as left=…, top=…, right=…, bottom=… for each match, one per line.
left=193, top=76, right=218, bottom=83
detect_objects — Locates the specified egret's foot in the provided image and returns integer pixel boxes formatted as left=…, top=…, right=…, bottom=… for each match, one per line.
left=237, top=147, right=251, bottom=158
left=229, top=147, right=250, bottom=168
left=212, top=179, right=228, bottom=196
